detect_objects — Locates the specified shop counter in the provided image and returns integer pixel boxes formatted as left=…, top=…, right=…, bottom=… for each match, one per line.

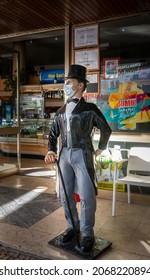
left=0, top=137, right=48, bottom=156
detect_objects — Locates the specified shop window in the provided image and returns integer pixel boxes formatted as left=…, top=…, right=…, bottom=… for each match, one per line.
left=99, top=14, right=150, bottom=133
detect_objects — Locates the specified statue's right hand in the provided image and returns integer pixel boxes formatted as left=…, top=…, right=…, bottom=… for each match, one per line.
left=44, top=151, right=57, bottom=164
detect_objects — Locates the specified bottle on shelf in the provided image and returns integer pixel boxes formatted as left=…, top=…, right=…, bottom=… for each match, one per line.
left=50, top=91, right=55, bottom=98
left=44, top=91, right=48, bottom=99
left=5, top=99, right=12, bottom=124
left=54, top=73, right=57, bottom=84
left=59, top=90, right=64, bottom=99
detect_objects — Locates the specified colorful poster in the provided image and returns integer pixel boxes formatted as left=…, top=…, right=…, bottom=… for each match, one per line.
left=118, top=98, right=137, bottom=130
left=99, top=80, right=150, bottom=132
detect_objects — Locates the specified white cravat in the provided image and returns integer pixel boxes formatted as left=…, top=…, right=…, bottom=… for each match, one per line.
left=66, top=102, right=76, bottom=131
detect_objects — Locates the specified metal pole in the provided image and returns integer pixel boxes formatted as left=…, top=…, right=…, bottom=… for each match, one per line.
left=56, top=160, right=80, bottom=248
left=16, top=51, right=21, bottom=171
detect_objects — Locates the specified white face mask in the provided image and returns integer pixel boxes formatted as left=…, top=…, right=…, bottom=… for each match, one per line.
left=63, top=84, right=76, bottom=98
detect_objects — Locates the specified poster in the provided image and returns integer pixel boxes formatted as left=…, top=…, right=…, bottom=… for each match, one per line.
left=103, top=57, right=120, bottom=79
left=98, top=80, right=150, bottom=132
left=74, top=48, right=99, bottom=70
left=118, top=98, right=137, bottom=130
left=74, top=24, right=98, bottom=47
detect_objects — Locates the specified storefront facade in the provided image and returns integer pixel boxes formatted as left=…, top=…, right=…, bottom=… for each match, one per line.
left=0, top=2, right=150, bottom=187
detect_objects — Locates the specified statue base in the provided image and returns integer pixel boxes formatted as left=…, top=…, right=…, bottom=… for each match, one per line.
left=48, top=233, right=112, bottom=260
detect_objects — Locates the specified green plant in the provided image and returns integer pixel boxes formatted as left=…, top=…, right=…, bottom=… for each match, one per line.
left=4, top=68, right=26, bottom=103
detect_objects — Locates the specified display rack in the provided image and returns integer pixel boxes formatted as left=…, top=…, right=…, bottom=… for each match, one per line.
left=20, top=84, right=64, bottom=110
left=0, top=83, right=64, bottom=157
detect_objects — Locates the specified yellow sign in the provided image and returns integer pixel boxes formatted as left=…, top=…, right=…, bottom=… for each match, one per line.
left=97, top=181, right=125, bottom=192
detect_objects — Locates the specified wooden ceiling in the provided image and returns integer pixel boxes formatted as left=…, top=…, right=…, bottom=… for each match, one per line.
left=0, top=0, right=150, bottom=40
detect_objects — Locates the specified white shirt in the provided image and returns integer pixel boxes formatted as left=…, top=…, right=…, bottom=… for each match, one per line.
left=66, top=99, right=79, bottom=131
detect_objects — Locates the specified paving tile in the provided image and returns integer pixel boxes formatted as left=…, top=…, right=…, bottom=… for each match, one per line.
left=95, top=228, right=133, bottom=251
left=125, top=231, right=150, bottom=258
left=0, top=186, right=61, bottom=228
left=30, top=207, right=66, bottom=235
left=97, top=248, right=150, bottom=260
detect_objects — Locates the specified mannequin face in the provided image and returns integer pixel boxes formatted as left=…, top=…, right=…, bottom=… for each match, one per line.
left=65, top=78, right=84, bottom=98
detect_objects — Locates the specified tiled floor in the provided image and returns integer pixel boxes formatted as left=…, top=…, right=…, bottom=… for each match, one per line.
left=0, top=157, right=150, bottom=260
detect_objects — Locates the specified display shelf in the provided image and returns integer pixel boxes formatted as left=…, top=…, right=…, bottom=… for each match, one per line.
left=20, top=92, right=44, bottom=119
left=20, top=83, right=64, bottom=92
left=0, top=118, right=49, bottom=155
left=20, top=84, right=64, bottom=111
left=0, top=127, right=19, bottom=135
left=20, top=118, right=52, bottom=139
left=45, top=99, right=64, bottom=107
left=0, top=118, right=52, bottom=139
left=0, top=136, right=48, bottom=156
left=0, top=91, right=12, bottom=97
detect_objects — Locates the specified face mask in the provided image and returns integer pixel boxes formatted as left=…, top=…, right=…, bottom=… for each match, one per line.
left=63, top=84, right=76, bottom=98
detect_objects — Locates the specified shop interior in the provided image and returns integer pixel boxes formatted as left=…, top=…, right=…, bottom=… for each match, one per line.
left=0, top=14, right=150, bottom=192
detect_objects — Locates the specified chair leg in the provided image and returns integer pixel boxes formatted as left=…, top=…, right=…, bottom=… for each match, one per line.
left=127, top=184, right=130, bottom=204
left=112, top=181, right=117, bottom=216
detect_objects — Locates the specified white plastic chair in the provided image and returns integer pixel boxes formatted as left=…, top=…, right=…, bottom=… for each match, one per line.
left=112, top=147, right=150, bottom=216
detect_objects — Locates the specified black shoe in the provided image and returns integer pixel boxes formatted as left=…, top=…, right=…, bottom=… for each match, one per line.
left=60, top=229, right=77, bottom=244
left=80, top=236, right=95, bottom=253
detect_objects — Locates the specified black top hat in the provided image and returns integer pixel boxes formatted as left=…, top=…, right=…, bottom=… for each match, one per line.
left=66, top=64, right=88, bottom=82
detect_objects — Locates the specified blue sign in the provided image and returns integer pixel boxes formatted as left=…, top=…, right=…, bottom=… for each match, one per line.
left=40, top=68, right=64, bottom=84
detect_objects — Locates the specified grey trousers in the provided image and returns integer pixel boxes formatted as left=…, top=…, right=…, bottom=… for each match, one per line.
left=59, top=147, right=96, bottom=237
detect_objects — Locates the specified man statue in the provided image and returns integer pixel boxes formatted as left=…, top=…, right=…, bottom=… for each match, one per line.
left=45, top=64, right=111, bottom=253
